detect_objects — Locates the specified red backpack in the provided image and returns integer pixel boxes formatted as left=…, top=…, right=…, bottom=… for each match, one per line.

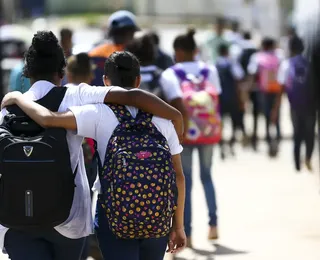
left=173, top=65, right=221, bottom=145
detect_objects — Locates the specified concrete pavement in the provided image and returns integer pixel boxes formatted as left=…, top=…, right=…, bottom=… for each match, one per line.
left=0, top=142, right=319, bottom=260
left=166, top=141, right=320, bottom=260
left=0, top=101, right=317, bottom=260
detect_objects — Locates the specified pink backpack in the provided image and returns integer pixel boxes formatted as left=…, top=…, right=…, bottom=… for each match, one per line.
left=257, top=52, right=281, bottom=93
left=173, top=65, right=221, bottom=145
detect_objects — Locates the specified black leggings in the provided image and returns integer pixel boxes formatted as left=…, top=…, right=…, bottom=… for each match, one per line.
left=291, top=110, right=316, bottom=170
left=220, top=100, right=240, bottom=145
left=249, top=91, right=259, bottom=138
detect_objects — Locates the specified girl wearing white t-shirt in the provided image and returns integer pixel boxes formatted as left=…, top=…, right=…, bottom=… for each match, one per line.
left=160, top=28, right=222, bottom=247
left=2, top=51, right=187, bottom=260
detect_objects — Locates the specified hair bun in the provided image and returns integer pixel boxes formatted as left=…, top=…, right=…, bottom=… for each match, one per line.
left=187, top=27, right=196, bottom=38
left=32, top=31, right=59, bottom=57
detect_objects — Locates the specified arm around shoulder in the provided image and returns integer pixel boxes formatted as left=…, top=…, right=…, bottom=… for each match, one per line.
left=104, top=86, right=184, bottom=140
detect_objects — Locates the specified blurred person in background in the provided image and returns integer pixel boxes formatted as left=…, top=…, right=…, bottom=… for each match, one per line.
left=238, top=31, right=259, bottom=150
left=65, top=53, right=96, bottom=191
left=225, top=20, right=243, bottom=45
left=60, top=28, right=74, bottom=85
left=60, top=28, right=73, bottom=58
left=9, top=62, right=31, bottom=94
left=299, top=10, right=320, bottom=173
left=280, top=26, right=298, bottom=58
left=161, top=28, right=222, bottom=247
left=126, top=32, right=188, bottom=131
left=126, top=31, right=190, bottom=135
left=126, top=32, right=166, bottom=99
left=89, top=10, right=139, bottom=85
left=65, top=53, right=103, bottom=260
left=226, top=19, right=244, bottom=60
left=247, top=37, right=283, bottom=156
left=8, top=42, right=31, bottom=93
left=202, top=17, right=229, bottom=63
left=150, top=31, right=174, bottom=70
left=273, top=36, right=315, bottom=172
left=216, top=43, right=245, bottom=158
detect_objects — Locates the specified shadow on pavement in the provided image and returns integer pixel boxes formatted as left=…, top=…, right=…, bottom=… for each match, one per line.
left=213, top=243, right=248, bottom=255
left=173, top=244, right=248, bottom=260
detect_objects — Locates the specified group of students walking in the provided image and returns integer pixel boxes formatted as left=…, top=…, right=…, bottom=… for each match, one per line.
left=200, top=17, right=316, bottom=172
left=0, top=9, right=316, bottom=260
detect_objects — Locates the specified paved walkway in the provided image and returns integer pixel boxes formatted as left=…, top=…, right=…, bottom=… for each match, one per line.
left=0, top=142, right=318, bottom=260
left=166, top=141, right=320, bottom=260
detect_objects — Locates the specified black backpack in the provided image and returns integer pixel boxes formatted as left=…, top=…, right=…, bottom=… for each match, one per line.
left=239, top=48, right=257, bottom=75
left=139, top=68, right=165, bottom=100
left=216, top=62, right=237, bottom=103
left=0, top=87, right=77, bottom=230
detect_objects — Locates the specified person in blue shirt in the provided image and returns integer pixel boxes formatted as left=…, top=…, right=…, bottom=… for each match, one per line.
left=9, top=61, right=31, bottom=93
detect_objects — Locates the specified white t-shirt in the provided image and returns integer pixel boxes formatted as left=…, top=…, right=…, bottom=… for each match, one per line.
left=277, top=59, right=290, bottom=85
left=247, top=50, right=285, bottom=75
left=68, top=104, right=183, bottom=193
left=0, top=81, right=111, bottom=250
left=159, top=61, right=222, bottom=102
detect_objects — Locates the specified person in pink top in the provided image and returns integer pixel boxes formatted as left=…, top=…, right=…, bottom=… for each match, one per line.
left=247, top=38, right=284, bottom=155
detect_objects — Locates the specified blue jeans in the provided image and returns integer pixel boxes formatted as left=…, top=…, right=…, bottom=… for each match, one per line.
left=95, top=201, right=169, bottom=260
left=181, top=145, right=217, bottom=237
left=4, top=228, right=85, bottom=260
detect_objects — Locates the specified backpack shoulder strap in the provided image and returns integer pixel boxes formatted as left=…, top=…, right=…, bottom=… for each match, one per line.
left=36, top=87, right=67, bottom=112
left=136, top=109, right=153, bottom=124
left=6, top=86, right=67, bottom=116
left=199, top=65, right=210, bottom=80
left=106, top=104, right=133, bottom=123
left=172, top=66, right=187, bottom=81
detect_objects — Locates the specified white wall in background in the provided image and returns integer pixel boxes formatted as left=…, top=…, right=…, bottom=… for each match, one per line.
left=254, top=0, right=281, bottom=38
left=134, top=0, right=281, bottom=37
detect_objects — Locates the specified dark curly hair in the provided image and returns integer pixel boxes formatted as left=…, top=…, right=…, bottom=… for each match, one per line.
left=173, top=28, right=197, bottom=53
left=23, top=31, right=66, bottom=80
left=104, top=51, right=140, bottom=89
left=126, top=33, right=156, bottom=66
left=289, top=36, right=304, bottom=54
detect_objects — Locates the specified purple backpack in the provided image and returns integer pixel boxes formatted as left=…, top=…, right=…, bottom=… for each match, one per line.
left=98, top=104, right=177, bottom=239
left=285, top=55, right=309, bottom=111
